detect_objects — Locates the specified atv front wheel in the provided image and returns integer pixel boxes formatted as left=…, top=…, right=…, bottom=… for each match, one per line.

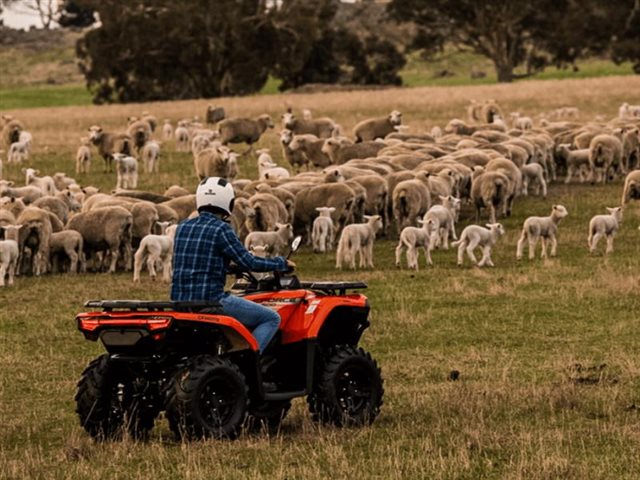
left=75, top=354, right=157, bottom=440
left=165, top=355, right=248, bottom=440
left=308, top=346, right=383, bottom=427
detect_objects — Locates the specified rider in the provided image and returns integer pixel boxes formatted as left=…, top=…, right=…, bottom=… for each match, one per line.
left=170, top=176, right=294, bottom=353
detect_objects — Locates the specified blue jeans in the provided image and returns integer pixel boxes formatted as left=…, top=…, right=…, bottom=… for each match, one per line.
left=219, top=294, right=281, bottom=353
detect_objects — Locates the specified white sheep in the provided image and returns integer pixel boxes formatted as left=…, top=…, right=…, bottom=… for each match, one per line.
left=113, top=154, right=138, bottom=189
left=453, top=223, right=505, bottom=267
left=521, top=163, right=547, bottom=197
left=76, top=137, right=92, bottom=174
left=8, top=141, right=29, bottom=164
left=244, top=223, right=294, bottom=256
left=619, top=102, right=640, bottom=118
left=141, top=140, right=161, bottom=173
left=557, top=144, right=590, bottom=184
left=174, top=125, right=190, bottom=152
left=0, top=224, right=21, bottom=286
left=335, top=215, right=383, bottom=269
left=133, top=223, right=176, bottom=282
left=162, top=119, right=173, bottom=141
left=395, top=216, right=436, bottom=270
left=23, top=168, right=57, bottom=196
left=588, top=207, right=623, bottom=255
left=516, top=205, right=569, bottom=260
left=312, top=206, right=336, bottom=253
left=424, top=195, right=460, bottom=249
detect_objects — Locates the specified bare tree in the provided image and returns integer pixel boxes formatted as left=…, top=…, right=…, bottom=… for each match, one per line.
left=4, top=0, right=58, bottom=29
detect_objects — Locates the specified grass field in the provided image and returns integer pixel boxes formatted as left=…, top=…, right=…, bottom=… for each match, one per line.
left=1, top=76, right=640, bottom=479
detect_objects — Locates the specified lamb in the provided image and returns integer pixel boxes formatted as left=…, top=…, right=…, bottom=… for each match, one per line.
left=88, top=125, right=131, bottom=172
left=395, top=216, right=436, bottom=270
left=257, top=149, right=290, bottom=180
left=133, top=223, right=176, bottom=282
left=511, top=113, right=533, bottom=130
left=281, top=111, right=337, bottom=138
left=321, top=138, right=386, bottom=164
left=424, top=196, right=460, bottom=249
left=174, top=124, right=190, bottom=152
left=8, top=140, right=29, bottom=164
left=244, top=223, right=294, bottom=256
left=557, top=144, right=590, bottom=184
left=49, top=230, right=86, bottom=274
left=191, top=132, right=216, bottom=156
left=66, top=206, right=133, bottom=273
left=0, top=181, right=44, bottom=205
left=75, top=137, right=92, bottom=174
left=162, top=119, right=173, bottom=141
left=293, top=183, right=356, bottom=240
left=619, top=102, right=640, bottom=118
left=23, top=168, right=56, bottom=196
left=280, top=129, right=308, bottom=170
left=141, top=140, right=161, bottom=173
left=311, top=206, right=335, bottom=253
left=0, top=224, right=21, bottom=286
left=113, top=154, right=138, bottom=189
left=621, top=169, right=640, bottom=205
left=453, top=223, right=506, bottom=267
left=335, top=215, right=383, bottom=269
left=520, top=163, right=547, bottom=197
left=353, top=111, right=402, bottom=142
left=589, top=134, right=623, bottom=183
left=588, top=207, right=623, bottom=255
left=218, top=114, right=274, bottom=151
left=516, top=205, right=569, bottom=260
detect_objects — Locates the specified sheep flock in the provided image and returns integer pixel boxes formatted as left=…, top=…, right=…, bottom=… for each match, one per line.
left=1, top=99, right=639, bottom=287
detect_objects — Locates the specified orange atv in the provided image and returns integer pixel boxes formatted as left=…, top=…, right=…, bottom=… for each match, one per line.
left=75, top=239, right=383, bottom=440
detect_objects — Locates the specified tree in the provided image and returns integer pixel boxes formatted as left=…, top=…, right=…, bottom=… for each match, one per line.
left=76, top=0, right=278, bottom=103
left=4, top=0, right=58, bottom=29
left=58, top=0, right=96, bottom=28
left=610, top=0, right=640, bottom=73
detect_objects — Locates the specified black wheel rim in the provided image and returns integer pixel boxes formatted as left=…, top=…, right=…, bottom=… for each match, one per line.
left=336, top=363, right=375, bottom=418
left=198, top=374, right=239, bottom=431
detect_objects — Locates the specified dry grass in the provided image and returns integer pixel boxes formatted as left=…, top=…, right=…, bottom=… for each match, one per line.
left=1, top=75, right=640, bottom=479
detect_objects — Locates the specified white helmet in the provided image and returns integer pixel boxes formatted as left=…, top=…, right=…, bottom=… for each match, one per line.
left=196, top=177, right=235, bottom=216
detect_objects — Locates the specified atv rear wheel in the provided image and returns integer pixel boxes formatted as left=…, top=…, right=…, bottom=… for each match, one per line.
left=308, top=346, right=383, bottom=427
left=245, top=400, right=291, bottom=434
left=165, top=355, right=248, bottom=440
left=75, top=354, right=157, bottom=440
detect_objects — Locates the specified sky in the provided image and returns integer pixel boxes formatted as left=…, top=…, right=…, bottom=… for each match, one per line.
left=1, top=3, right=50, bottom=29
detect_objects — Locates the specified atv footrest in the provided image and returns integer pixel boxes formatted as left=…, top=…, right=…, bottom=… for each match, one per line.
left=85, top=300, right=223, bottom=313
left=264, top=390, right=307, bottom=401
left=299, top=281, right=367, bottom=295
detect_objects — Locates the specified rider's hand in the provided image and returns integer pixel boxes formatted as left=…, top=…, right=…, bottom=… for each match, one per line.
left=286, top=260, right=296, bottom=271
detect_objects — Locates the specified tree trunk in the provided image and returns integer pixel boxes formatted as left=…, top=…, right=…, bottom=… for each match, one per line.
left=494, top=61, right=514, bottom=83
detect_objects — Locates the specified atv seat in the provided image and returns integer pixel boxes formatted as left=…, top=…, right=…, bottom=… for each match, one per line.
left=84, top=300, right=223, bottom=313
left=299, top=281, right=367, bottom=296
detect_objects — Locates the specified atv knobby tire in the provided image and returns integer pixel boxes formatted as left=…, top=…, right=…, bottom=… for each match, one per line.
left=308, top=346, right=383, bottom=427
left=75, top=354, right=156, bottom=440
left=165, top=355, right=248, bottom=440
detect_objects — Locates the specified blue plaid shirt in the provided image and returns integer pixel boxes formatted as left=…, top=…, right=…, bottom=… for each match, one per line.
left=170, top=212, right=287, bottom=301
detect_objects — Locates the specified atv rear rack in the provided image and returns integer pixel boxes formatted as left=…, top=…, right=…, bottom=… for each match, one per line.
left=299, top=281, right=367, bottom=296
left=84, top=300, right=223, bottom=313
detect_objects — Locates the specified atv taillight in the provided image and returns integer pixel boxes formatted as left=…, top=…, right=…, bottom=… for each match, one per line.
left=77, top=316, right=173, bottom=332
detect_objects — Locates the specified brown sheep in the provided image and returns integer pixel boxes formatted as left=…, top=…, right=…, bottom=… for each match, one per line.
left=353, top=111, right=402, bottom=142
left=281, top=112, right=337, bottom=138
left=322, top=138, right=386, bottom=164
left=88, top=125, right=132, bottom=172
left=621, top=169, right=640, bottom=205
left=294, top=183, right=356, bottom=241
left=218, top=114, right=274, bottom=150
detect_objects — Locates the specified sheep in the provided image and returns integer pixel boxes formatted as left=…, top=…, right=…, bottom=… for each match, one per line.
left=162, top=119, right=173, bottom=141
left=88, top=125, right=131, bottom=172
left=7, top=140, right=29, bottom=164
left=521, top=163, right=547, bottom=198
left=0, top=209, right=16, bottom=227
left=589, top=134, right=623, bottom=183
left=281, top=111, right=337, bottom=138
left=174, top=124, right=190, bottom=152
left=244, top=223, right=293, bottom=256
left=23, top=168, right=56, bottom=196
left=293, top=183, right=356, bottom=240
left=205, top=105, right=226, bottom=125
left=194, top=146, right=237, bottom=180
left=392, top=176, right=432, bottom=232
left=287, top=134, right=332, bottom=168
left=113, top=154, right=139, bottom=189
left=249, top=244, right=269, bottom=257
left=245, top=193, right=289, bottom=233
left=141, top=140, right=161, bottom=173
left=49, top=230, right=86, bottom=274
left=588, top=207, right=623, bottom=255
left=353, top=111, right=402, bottom=142
left=0, top=224, right=21, bottom=286
left=335, top=215, right=383, bottom=269
left=16, top=206, right=54, bottom=276
left=312, top=206, right=336, bottom=253
left=230, top=197, right=255, bottom=242
left=191, top=132, right=216, bottom=156
left=32, top=190, right=81, bottom=224
left=453, top=223, right=505, bottom=267
left=510, top=113, right=533, bottom=130
left=619, top=102, right=640, bottom=118
left=127, top=118, right=152, bottom=154
left=218, top=114, right=274, bottom=151
left=470, top=170, right=509, bottom=224
left=133, top=223, right=176, bottom=282
left=484, top=157, right=522, bottom=218
left=321, top=138, right=386, bottom=164
left=0, top=196, right=26, bottom=218
left=424, top=196, right=460, bottom=249
left=516, top=205, right=569, bottom=260
left=76, top=137, right=92, bottom=174
left=621, top=170, right=640, bottom=205
left=395, top=216, right=436, bottom=270
left=1, top=118, right=23, bottom=150
left=280, top=129, right=308, bottom=171
left=67, top=206, right=133, bottom=273
left=164, top=185, right=190, bottom=198
left=0, top=181, right=44, bottom=205
left=557, top=144, right=590, bottom=184
left=140, top=112, right=158, bottom=132
left=257, top=149, right=290, bottom=180
left=621, top=127, right=640, bottom=172
left=161, top=195, right=196, bottom=221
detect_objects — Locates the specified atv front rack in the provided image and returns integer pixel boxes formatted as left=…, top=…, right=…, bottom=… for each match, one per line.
left=299, top=281, right=367, bottom=296
left=84, top=300, right=223, bottom=313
